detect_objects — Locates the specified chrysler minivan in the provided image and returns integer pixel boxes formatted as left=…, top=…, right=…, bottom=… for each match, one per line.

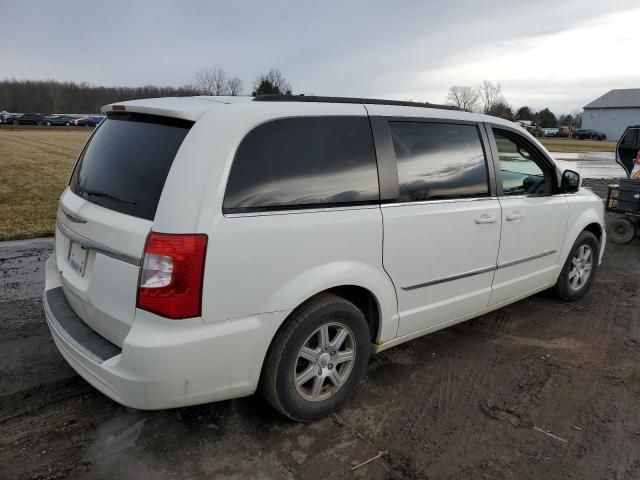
left=44, top=95, right=605, bottom=421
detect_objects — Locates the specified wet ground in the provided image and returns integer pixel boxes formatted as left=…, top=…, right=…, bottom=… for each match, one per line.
left=1, top=179, right=639, bottom=480
left=550, top=152, right=626, bottom=180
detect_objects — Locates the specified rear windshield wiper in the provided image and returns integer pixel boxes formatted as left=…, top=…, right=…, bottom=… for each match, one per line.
left=78, top=187, right=137, bottom=205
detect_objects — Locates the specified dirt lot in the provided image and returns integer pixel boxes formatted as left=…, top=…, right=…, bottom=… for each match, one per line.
left=1, top=179, right=639, bottom=479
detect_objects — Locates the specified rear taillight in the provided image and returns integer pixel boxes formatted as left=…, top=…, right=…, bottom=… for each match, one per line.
left=137, top=232, right=208, bottom=319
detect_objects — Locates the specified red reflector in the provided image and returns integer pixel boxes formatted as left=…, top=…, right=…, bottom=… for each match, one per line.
left=137, top=232, right=208, bottom=319
left=112, top=105, right=126, bottom=111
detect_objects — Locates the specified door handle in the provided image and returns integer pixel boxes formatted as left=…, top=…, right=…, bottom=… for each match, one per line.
left=475, top=214, right=498, bottom=224
left=506, top=212, right=525, bottom=222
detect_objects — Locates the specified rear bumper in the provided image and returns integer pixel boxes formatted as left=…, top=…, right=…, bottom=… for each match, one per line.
left=43, top=254, right=288, bottom=409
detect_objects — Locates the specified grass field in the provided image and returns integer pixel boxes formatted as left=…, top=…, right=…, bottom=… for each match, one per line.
left=0, top=128, right=619, bottom=241
left=539, top=137, right=616, bottom=152
left=0, top=129, right=91, bottom=240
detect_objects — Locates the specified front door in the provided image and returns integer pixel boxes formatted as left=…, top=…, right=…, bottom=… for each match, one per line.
left=488, top=127, right=568, bottom=306
left=380, top=119, right=501, bottom=337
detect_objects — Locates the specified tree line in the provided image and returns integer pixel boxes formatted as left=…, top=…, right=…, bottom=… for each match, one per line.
left=1, top=70, right=582, bottom=127
left=0, top=67, right=293, bottom=113
left=445, top=81, right=582, bottom=128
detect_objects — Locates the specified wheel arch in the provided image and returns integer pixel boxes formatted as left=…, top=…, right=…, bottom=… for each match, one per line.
left=559, top=207, right=605, bottom=272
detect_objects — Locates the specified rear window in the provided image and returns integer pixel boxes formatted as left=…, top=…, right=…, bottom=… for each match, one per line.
left=69, top=113, right=193, bottom=220
left=223, top=116, right=379, bottom=213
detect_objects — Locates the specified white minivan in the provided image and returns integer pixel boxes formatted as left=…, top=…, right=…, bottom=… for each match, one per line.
left=44, top=95, right=605, bottom=421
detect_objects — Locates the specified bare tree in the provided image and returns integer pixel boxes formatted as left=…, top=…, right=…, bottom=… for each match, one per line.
left=445, top=85, right=480, bottom=112
left=478, top=80, right=503, bottom=114
left=226, top=77, right=243, bottom=96
left=195, top=67, right=228, bottom=95
left=252, top=68, right=292, bottom=96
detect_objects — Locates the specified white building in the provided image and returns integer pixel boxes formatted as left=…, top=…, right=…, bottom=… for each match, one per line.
left=583, top=88, right=640, bottom=140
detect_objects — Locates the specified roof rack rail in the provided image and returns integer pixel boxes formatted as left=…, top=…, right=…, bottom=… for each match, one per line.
left=253, top=94, right=460, bottom=111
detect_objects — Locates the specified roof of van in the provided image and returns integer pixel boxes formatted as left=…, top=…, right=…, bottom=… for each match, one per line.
left=101, top=95, right=519, bottom=129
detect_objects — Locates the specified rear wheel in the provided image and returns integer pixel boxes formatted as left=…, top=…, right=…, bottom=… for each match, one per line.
left=608, top=217, right=636, bottom=244
left=554, top=231, right=599, bottom=301
left=260, top=293, right=371, bottom=422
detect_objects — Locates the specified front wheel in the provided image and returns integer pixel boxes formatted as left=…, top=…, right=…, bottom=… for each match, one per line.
left=554, top=231, right=599, bottom=301
left=260, top=293, right=371, bottom=422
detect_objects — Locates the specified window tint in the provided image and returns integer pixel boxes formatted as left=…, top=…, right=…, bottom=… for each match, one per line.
left=390, top=122, right=489, bottom=202
left=223, top=117, right=379, bottom=212
left=69, top=113, right=193, bottom=220
left=621, top=128, right=639, bottom=148
left=494, top=130, right=548, bottom=196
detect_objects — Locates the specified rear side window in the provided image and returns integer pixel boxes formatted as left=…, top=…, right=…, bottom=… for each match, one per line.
left=390, top=122, right=489, bottom=202
left=223, top=117, right=379, bottom=213
left=69, top=113, right=193, bottom=220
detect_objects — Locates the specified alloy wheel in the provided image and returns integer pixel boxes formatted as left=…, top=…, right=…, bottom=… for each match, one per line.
left=294, top=322, right=356, bottom=402
left=569, top=245, right=593, bottom=291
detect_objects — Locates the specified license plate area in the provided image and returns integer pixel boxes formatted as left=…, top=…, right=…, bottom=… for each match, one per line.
left=68, top=241, right=88, bottom=276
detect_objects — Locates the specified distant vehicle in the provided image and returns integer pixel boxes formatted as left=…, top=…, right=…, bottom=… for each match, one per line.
left=74, top=116, right=103, bottom=127
left=542, top=128, right=559, bottom=137
left=44, top=114, right=74, bottom=126
left=558, top=124, right=576, bottom=138
left=572, top=129, right=606, bottom=141
left=5, top=113, right=46, bottom=125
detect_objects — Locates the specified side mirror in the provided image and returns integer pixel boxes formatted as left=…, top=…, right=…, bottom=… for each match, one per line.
left=561, top=169, right=580, bottom=193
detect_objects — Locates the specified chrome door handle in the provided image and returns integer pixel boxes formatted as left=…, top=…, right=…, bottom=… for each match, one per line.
left=475, top=215, right=498, bottom=224
left=506, top=212, right=524, bottom=222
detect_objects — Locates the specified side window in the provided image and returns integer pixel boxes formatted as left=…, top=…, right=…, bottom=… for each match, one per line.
left=493, top=130, right=550, bottom=196
left=389, top=122, right=489, bottom=202
left=223, top=117, right=379, bottom=212
left=621, top=129, right=639, bottom=148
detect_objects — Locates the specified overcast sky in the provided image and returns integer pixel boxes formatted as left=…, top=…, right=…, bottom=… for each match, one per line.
left=1, top=0, right=639, bottom=113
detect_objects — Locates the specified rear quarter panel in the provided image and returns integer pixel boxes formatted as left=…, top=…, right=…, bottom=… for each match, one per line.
left=153, top=102, right=400, bottom=343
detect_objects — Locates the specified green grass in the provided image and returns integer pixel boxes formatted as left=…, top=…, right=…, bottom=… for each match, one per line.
left=539, top=138, right=616, bottom=153
left=0, top=129, right=91, bottom=240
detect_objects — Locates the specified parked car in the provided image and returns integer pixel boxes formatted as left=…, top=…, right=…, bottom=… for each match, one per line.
left=44, top=114, right=74, bottom=126
left=572, top=128, right=606, bottom=140
left=74, top=116, right=104, bottom=127
left=542, top=128, right=559, bottom=137
left=44, top=95, right=606, bottom=421
left=6, top=113, right=46, bottom=125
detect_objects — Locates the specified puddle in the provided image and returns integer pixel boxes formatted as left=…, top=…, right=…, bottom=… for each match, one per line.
left=551, top=152, right=626, bottom=180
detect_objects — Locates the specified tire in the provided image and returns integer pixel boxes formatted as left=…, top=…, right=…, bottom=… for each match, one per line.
left=260, top=293, right=371, bottom=422
left=12, top=120, right=18, bottom=125
left=554, top=231, right=599, bottom=302
left=46, top=121, right=52, bottom=126
left=36, top=121, right=43, bottom=126
left=608, top=217, right=636, bottom=244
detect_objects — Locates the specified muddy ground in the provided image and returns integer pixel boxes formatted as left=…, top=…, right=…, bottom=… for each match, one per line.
left=1, top=179, right=639, bottom=480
